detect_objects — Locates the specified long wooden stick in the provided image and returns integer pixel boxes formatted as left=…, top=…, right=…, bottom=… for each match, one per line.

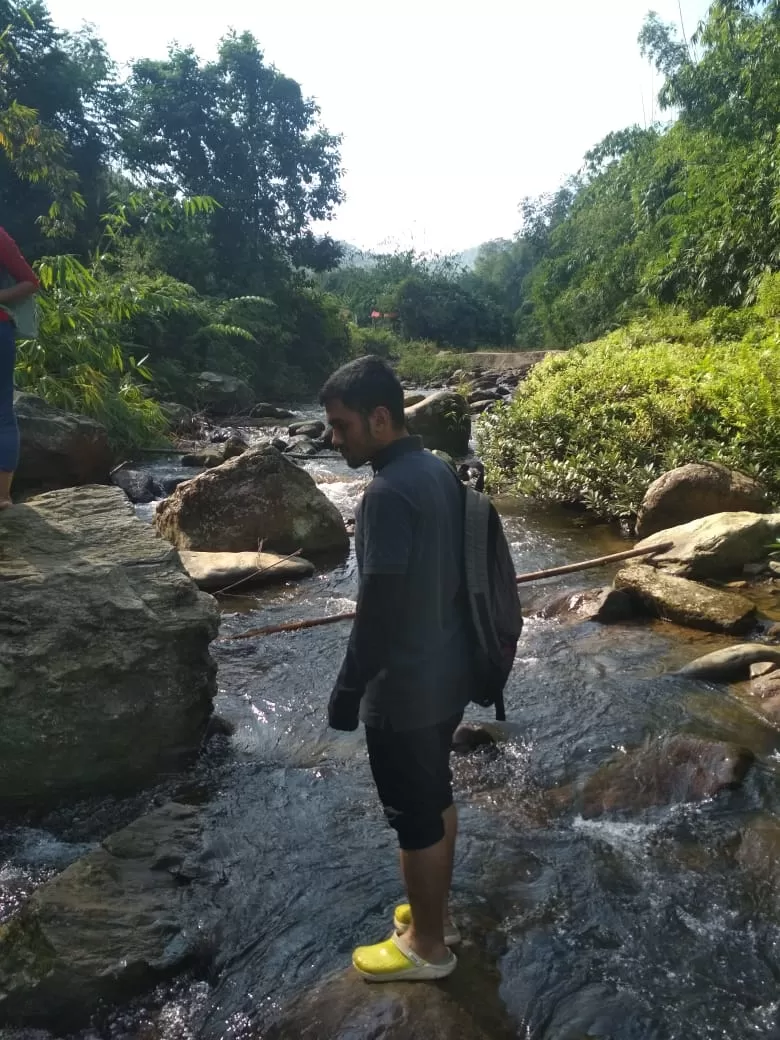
left=513, top=541, right=672, bottom=584
left=220, top=541, right=672, bottom=642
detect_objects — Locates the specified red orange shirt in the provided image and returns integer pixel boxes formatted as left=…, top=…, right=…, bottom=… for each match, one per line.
left=0, top=226, right=39, bottom=323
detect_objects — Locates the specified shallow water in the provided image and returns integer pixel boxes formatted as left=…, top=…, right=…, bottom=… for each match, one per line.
left=4, top=410, right=780, bottom=1039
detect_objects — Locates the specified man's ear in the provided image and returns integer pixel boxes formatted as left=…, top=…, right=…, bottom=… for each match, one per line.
left=370, top=405, right=393, bottom=433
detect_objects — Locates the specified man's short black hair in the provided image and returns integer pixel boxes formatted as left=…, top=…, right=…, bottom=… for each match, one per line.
left=319, top=355, right=406, bottom=428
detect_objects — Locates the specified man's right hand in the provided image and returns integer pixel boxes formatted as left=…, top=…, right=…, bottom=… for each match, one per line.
left=328, top=684, right=361, bottom=731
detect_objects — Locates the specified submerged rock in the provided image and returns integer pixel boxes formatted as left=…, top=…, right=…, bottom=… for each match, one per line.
left=288, top=420, right=325, bottom=439
left=110, top=465, right=158, bottom=503
left=405, top=391, right=471, bottom=457
left=14, top=392, right=112, bottom=493
left=263, top=949, right=515, bottom=1040
left=636, top=463, right=770, bottom=539
left=614, top=564, right=757, bottom=634
left=0, top=803, right=213, bottom=1029
left=580, top=735, right=753, bottom=818
left=634, top=512, right=780, bottom=580
left=0, top=486, right=219, bottom=810
left=178, top=550, right=314, bottom=591
left=196, top=371, right=254, bottom=416
left=154, top=447, right=349, bottom=555
left=676, top=644, right=780, bottom=682
left=537, top=586, right=637, bottom=625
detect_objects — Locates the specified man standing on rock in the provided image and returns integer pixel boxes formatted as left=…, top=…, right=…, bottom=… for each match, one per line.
left=320, top=355, right=473, bottom=982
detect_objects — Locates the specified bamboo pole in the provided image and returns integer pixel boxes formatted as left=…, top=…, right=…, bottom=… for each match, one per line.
left=220, top=541, right=672, bottom=643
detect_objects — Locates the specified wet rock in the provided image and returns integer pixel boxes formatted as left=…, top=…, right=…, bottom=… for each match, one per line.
left=178, top=549, right=314, bottom=591
left=636, top=463, right=770, bottom=539
left=288, top=420, right=325, bottom=439
left=181, top=447, right=225, bottom=468
left=0, top=803, right=213, bottom=1029
left=284, top=435, right=319, bottom=457
left=614, top=564, right=757, bottom=634
left=155, top=447, right=349, bottom=556
left=0, top=486, right=219, bottom=810
left=468, top=388, right=503, bottom=404
left=452, top=722, right=501, bottom=753
left=204, top=713, right=236, bottom=741
left=676, top=644, right=780, bottom=682
left=272, top=437, right=288, bottom=452
left=751, top=660, right=779, bottom=679
left=403, top=393, right=426, bottom=407
left=159, top=401, right=194, bottom=429
left=470, top=399, right=498, bottom=414
left=538, top=586, right=637, bottom=625
left=634, top=511, right=780, bottom=580
left=749, top=671, right=780, bottom=701
left=252, top=402, right=294, bottom=420
left=581, top=735, right=753, bottom=818
left=196, top=371, right=254, bottom=416
left=224, top=435, right=250, bottom=460
left=405, top=391, right=471, bottom=457
left=736, top=815, right=780, bottom=911
left=111, top=465, right=157, bottom=504
left=159, top=475, right=189, bottom=496
left=14, top=392, right=112, bottom=493
left=263, top=951, right=515, bottom=1040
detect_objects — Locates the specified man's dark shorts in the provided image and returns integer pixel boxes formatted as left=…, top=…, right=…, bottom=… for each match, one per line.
left=365, top=712, right=463, bottom=851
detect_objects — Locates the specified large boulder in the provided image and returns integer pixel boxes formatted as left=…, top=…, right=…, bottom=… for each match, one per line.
left=0, top=486, right=219, bottom=811
left=614, top=563, right=757, bottom=634
left=154, top=447, right=349, bottom=555
left=178, top=550, right=314, bottom=591
left=634, top=512, right=780, bottom=580
left=636, top=463, right=771, bottom=539
left=405, top=391, right=471, bottom=457
left=196, top=371, right=254, bottom=416
left=14, top=392, right=112, bottom=492
left=0, top=803, right=214, bottom=1029
left=580, top=735, right=753, bottom=818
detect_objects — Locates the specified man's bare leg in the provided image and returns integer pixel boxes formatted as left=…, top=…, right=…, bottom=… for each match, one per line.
left=398, top=804, right=458, bottom=963
left=400, top=836, right=451, bottom=964
left=0, top=470, right=13, bottom=509
left=441, top=803, right=458, bottom=934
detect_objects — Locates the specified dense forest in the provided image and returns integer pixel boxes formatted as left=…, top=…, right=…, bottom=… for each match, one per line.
left=3, top=0, right=780, bottom=490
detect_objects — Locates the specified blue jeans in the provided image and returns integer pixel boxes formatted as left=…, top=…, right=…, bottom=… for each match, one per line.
left=0, top=320, right=19, bottom=472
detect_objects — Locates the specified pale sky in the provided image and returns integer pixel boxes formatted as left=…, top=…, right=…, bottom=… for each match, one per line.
left=49, top=0, right=713, bottom=255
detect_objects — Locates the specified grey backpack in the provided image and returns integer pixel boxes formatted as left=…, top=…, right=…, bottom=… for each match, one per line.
left=461, top=485, right=523, bottom=721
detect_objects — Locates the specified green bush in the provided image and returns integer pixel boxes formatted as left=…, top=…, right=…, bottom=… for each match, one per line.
left=394, top=340, right=464, bottom=385
left=478, top=307, right=780, bottom=520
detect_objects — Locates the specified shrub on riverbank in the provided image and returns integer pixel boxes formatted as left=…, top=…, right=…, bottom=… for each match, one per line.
left=348, top=327, right=475, bottom=385
left=478, top=307, right=780, bottom=521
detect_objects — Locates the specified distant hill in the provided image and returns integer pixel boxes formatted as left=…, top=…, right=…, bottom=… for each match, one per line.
left=337, top=241, right=485, bottom=270
left=454, top=245, right=481, bottom=269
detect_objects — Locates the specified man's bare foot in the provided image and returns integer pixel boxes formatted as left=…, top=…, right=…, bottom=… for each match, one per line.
left=0, top=498, right=12, bottom=511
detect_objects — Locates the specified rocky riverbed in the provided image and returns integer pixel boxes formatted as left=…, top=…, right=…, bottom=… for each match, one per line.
left=3, top=400, right=780, bottom=1039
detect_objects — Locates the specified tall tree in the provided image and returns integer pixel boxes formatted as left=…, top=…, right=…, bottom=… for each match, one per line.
left=0, top=0, right=119, bottom=252
left=122, top=32, right=344, bottom=293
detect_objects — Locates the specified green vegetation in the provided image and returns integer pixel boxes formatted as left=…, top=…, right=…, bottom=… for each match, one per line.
left=479, top=295, right=780, bottom=520
left=4, top=0, right=780, bottom=514
left=476, top=0, right=780, bottom=519
left=1, top=0, right=347, bottom=447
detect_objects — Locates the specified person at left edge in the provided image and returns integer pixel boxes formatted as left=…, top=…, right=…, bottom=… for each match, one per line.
left=0, top=226, right=39, bottom=509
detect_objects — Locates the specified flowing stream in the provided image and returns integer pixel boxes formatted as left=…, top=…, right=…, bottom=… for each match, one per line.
left=3, top=408, right=780, bottom=1039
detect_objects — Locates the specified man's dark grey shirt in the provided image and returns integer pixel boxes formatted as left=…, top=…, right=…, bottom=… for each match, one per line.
left=355, top=436, right=473, bottom=731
